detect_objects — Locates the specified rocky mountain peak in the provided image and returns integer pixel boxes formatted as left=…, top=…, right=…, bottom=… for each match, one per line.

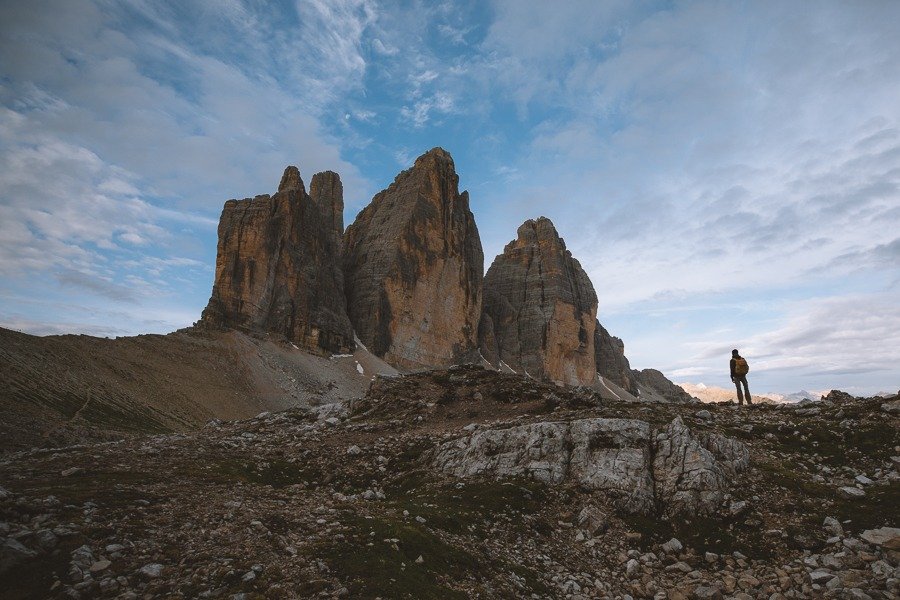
left=200, top=165, right=353, bottom=354
left=278, top=165, right=303, bottom=193
left=514, top=216, right=565, bottom=248
left=343, top=148, right=483, bottom=370
left=481, top=216, right=598, bottom=386
left=310, top=170, right=344, bottom=247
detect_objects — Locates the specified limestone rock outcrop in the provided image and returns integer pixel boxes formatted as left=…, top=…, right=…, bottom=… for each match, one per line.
left=200, top=166, right=353, bottom=354
left=652, top=417, right=750, bottom=517
left=432, top=416, right=749, bottom=516
left=595, top=322, right=638, bottom=395
left=432, top=418, right=655, bottom=513
left=480, top=217, right=597, bottom=386
left=342, top=148, right=483, bottom=370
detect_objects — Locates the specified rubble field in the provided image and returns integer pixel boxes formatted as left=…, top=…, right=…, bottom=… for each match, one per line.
left=1, top=365, right=898, bottom=599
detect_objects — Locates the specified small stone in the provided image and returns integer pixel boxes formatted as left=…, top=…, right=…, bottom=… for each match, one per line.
left=105, top=544, right=125, bottom=553
left=415, top=516, right=426, bottom=524
left=661, top=538, right=683, bottom=554
left=626, top=558, right=640, bottom=578
left=693, top=585, right=722, bottom=600
left=808, top=570, right=834, bottom=584
left=61, top=467, right=82, bottom=477
left=704, top=551, right=718, bottom=563
left=837, top=486, right=866, bottom=499
left=577, top=505, right=608, bottom=535
left=822, top=516, right=843, bottom=537
left=415, top=555, right=424, bottom=564
left=139, top=563, right=163, bottom=579
left=695, top=409, right=712, bottom=420
left=346, top=445, right=362, bottom=456
left=860, top=527, right=900, bottom=550
left=241, top=570, right=256, bottom=582
left=34, top=529, right=59, bottom=552
left=89, top=560, right=111, bottom=573
left=729, top=500, right=748, bottom=516
left=854, top=474, right=874, bottom=485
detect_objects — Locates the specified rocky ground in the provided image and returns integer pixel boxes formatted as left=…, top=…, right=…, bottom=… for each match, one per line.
left=1, top=366, right=898, bottom=599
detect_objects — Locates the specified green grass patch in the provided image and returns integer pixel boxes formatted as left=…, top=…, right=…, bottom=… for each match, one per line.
left=757, top=420, right=899, bottom=465
left=824, top=482, right=900, bottom=534
left=203, top=458, right=322, bottom=488
left=622, top=513, right=772, bottom=559
left=755, top=461, right=831, bottom=498
left=318, top=514, right=478, bottom=599
left=386, top=475, right=547, bottom=535
left=8, top=469, right=158, bottom=506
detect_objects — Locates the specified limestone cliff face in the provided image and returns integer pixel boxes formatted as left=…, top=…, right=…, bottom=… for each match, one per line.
left=200, top=166, right=353, bottom=354
left=481, top=217, right=598, bottom=386
left=595, top=321, right=639, bottom=395
left=342, top=148, right=483, bottom=370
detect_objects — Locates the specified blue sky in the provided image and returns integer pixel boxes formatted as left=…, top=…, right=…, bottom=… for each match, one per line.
left=1, top=1, right=898, bottom=395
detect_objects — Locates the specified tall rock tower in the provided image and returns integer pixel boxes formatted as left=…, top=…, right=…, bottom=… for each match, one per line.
left=480, top=217, right=598, bottom=386
left=343, top=148, right=484, bottom=370
left=200, top=166, right=354, bottom=354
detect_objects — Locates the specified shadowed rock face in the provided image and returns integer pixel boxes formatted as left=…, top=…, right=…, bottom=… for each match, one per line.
left=200, top=166, right=353, bottom=354
left=634, top=368, right=698, bottom=403
left=343, top=148, right=484, bottom=370
left=595, top=321, right=639, bottom=395
left=481, top=217, right=598, bottom=386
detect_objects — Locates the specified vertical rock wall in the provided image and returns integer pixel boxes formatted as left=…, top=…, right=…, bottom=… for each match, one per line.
left=481, top=217, right=598, bottom=386
left=200, top=166, right=354, bottom=354
left=342, top=148, right=484, bottom=370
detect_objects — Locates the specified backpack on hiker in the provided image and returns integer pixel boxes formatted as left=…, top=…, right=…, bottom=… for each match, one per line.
left=734, top=357, right=749, bottom=376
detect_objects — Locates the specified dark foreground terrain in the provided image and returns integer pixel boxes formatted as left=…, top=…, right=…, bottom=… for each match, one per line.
left=1, top=367, right=898, bottom=599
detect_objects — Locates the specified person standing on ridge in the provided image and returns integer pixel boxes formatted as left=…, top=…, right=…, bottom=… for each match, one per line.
left=730, top=349, right=752, bottom=405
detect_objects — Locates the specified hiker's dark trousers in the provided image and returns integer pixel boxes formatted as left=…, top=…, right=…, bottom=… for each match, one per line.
left=734, top=376, right=751, bottom=405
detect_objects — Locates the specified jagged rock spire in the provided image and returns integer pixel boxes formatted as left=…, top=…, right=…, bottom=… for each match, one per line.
left=343, top=147, right=484, bottom=369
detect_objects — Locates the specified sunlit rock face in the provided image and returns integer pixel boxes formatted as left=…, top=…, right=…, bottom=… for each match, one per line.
left=480, top=217, right=598, bottom=386
left=342, top=148, right=484, bottom=370
left=201, top=166, right=354, bottom=354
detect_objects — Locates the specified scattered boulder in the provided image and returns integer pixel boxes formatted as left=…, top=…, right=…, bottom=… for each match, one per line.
left=343, top=148, right=483, bottom=369
left=860, top=527, right=900, bottom=550
left=1, top=537, right=37, bottom=574
left=480, top=217, right=598, bottom=386
left=577, top=505, right=609, bottom=535
left=661, top=538, right=683, bottom=554
left=823, top=516, right=844, bottom=537
left=822, top=390, right=856, bottom=403
left=139, top=563, right=164, bottom=579
left=837, top=486, right=866, bottom=500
